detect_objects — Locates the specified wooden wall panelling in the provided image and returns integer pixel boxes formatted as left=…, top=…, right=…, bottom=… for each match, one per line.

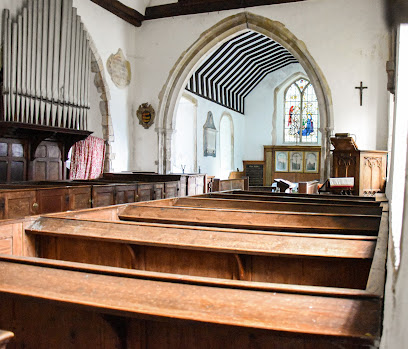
left=137, top=183, right=155, bottom=202
left=67, top=185, right=92, bottom=210
left=0, top=189, right=36, bottom=219
left=92, top=184, right=116, bottom=207
left=30, top=141, right=64, bottom=181
left=36, top=187, right=69, bottom=214
left=114, top=184, right=138, bottom=204
left=154, top=183, right=165, bottom=200
left=164, top=181, right=178, bottom=198
left=264, top=145, right=321, bottom=185
left=0, top=138, right=27, bottom=182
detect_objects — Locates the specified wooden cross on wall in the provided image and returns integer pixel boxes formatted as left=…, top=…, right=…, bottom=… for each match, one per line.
left=355, top=81, right=368, bottom=106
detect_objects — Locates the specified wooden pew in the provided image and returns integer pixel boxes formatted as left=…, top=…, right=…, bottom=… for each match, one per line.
left=141, top=197, right=382, bottom=215
left=211, top=178, right=249, bottom=192
left=0, top=330, right=14, bottom=349
left=118, top=203, right=381, bottom=235
left=229, top=189, right=377, bottom=201
left=0, top=195, right=388, bottom=348
left=204, top=192, right=381, bottom=207
left=25, top=215, right=375, bottom=288
left=0, top=255, right=383, bottom=349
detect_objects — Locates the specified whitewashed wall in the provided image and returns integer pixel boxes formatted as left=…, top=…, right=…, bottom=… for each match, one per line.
left=174, top=91, right=245, bottom=178
left=132, top=0, right=389, bottom=173
left=1, top=0, right=390, bottom=170
left=243, top=63, right=307, bottom=161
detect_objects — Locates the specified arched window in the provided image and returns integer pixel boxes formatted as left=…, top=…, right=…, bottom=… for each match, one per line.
left=284, top=78, right=319, bottom=143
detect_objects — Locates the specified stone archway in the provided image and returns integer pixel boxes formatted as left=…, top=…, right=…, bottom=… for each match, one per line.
left=88, top=37, right=114, bottom=172
left=156, top=12, right=333, bottom=180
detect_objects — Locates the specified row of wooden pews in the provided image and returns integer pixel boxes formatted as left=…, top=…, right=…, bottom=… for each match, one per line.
left=0, top=190, right=387, bottom=348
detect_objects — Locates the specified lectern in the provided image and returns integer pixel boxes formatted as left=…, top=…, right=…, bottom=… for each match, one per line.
left=331, top=136, right=387, bottom=196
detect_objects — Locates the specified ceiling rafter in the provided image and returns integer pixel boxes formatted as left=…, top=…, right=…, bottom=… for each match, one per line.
left=90, top=0, right=144, bottom=27
left=145, top=0, right=307, bottom=21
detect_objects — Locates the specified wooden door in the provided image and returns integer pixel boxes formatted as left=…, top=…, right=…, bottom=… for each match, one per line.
left=115, top=184, right=138, bottom=204
left=0, top=189, right=36, bottom=219
left=0, top=138, right=28, bottom=182
left=68, top=186, right=92, bottom=210
left=31, top=141, right=64, bottom=181
left=164, top=182, right=178, bottom=198
left=137, top=183, right=154, bottom=202
left=36, top=188, right=69, bottom=214
left=154, top=183, right=165, bottom=200
left=92, top=185, right=116, bottom=207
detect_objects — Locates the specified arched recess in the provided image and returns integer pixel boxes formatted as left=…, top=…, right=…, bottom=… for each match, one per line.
left=87, top=37, right=114, bottom=172
left=219, top=112, right=235, bottom=179
left=156, top=12, right=333, bottom=180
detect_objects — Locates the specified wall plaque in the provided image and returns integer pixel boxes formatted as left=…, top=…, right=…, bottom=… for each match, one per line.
left=106, top=49, right=131, bottom=89
left=203, top=111, right=217, bottom=157
left=136, top=103, right=155, bottom=129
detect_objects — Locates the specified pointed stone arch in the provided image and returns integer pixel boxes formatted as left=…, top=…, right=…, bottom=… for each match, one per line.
left=88, top=37, right=114, bottom=172
left=156, top=12, right=333, bottom=180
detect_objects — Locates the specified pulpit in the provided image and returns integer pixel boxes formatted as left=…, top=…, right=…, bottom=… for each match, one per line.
left=331, top=136, right=387, bottom=196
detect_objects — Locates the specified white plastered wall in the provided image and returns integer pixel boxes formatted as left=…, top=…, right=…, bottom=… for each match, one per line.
left=244, top=63, right=310, bottom=161
left=132, top=0, right=389, bottom=173
left=174, top=90, right=245, bottom=178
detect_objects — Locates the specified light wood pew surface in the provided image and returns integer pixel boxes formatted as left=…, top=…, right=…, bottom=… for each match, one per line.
left=27, top=216, right=376, bottom=259
left=205, top=192, right=381, bottom=207
left=0, top=330, right=14, bottom=349
left=118, top=204, right=381, bottom=235
left=232, top=190, right=377, bottom=201
left=142, top=197, right=382, bottom=215
left=0, top=256, right=381, bottom=342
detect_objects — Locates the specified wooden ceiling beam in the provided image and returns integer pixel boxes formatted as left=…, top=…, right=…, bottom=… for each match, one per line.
left=90, top=0, right=144, bottom=27
left=145, top=0, right=306, bottom=20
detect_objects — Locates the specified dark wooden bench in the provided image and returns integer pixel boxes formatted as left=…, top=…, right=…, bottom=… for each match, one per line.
left=0, top=255, right=383, bottom=348
left=141, top=197, right=383, bottom=215
left=25, top=215, right=376, bottom=288
left=118, top=203, right=381, bottom=235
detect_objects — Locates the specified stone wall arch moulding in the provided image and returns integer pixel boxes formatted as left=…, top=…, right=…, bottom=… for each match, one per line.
left=157, top=12, right=333, bottom=180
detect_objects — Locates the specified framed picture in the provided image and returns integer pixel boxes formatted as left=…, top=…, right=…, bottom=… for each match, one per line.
left=304, top=151, right=319, bottom=173
left=275, top=151, right=288, bottom=172
left=289, top=151, right=303, bottom=172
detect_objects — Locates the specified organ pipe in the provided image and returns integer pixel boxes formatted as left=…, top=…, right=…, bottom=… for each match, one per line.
left=1, top=0, right=91, bottom=130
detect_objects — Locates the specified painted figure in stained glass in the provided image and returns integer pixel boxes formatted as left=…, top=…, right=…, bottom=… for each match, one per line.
left=284, top=78, right=319, bottom=143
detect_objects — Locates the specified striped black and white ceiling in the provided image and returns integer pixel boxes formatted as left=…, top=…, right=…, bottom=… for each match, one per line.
left=185, top=31, right=299, bottom=114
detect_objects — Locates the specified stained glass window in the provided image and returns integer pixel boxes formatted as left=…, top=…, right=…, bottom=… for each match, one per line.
left=284, top=78, right=319, bottom=143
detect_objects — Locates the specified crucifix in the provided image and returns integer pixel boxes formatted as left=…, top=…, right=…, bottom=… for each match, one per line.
left=355, top=81, right=368, bottom=106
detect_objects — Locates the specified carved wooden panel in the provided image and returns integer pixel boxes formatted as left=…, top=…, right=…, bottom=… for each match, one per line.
left=154, top=183, right=165, bottom=200
left=115, top=184, right=138, bottom=204
left=164, top=182, right=178, bottom=199
left=137, top=183, right=154, bottom=202
left=0, top=138, right=27, bottom=182
left=31, top=141, right=64, bottom=181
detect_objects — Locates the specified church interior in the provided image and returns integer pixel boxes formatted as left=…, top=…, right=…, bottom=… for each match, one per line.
left=0, top=0, right=407, bottom=348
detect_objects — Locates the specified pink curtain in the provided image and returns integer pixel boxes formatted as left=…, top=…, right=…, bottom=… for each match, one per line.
left=69, top=136, right=105, bottom=180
